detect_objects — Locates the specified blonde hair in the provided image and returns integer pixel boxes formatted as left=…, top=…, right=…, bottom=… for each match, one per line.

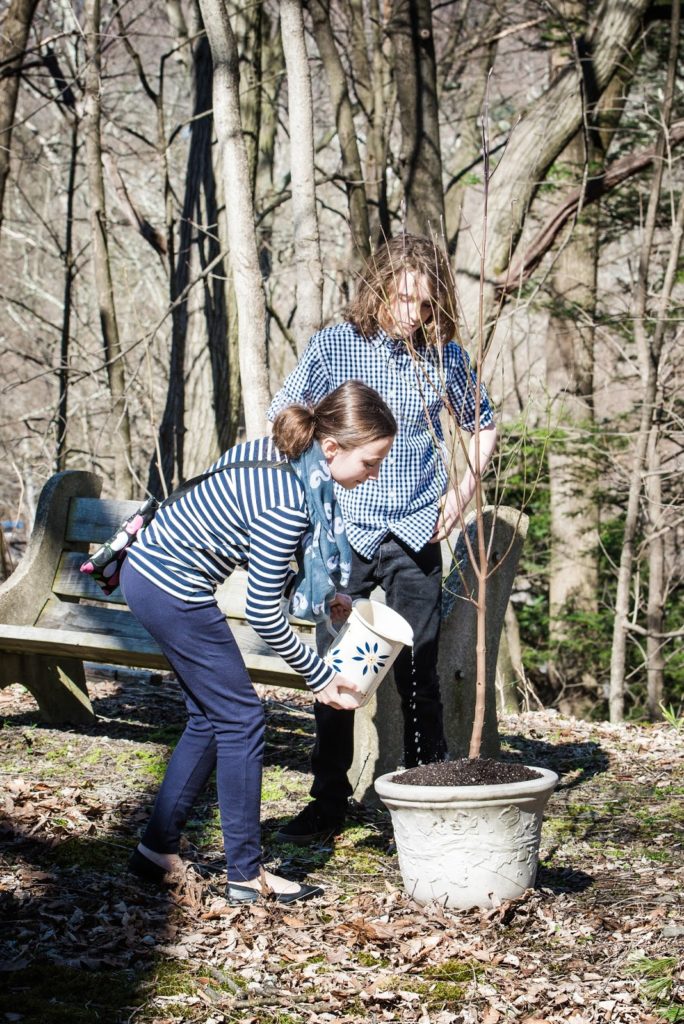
left=272, top=380, right=397, bottom=459
left=346, top=233, right=460, bottom=347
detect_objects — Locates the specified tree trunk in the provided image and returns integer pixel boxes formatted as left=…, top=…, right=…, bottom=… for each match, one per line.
left=200, top=0, right=270, bottom=437
left=546, top=217, right=600, bottom=712
left=148, top=26, right=238, bottom=489
left=308, top=0, right=371, bottom=263
left=181, top=32, right=234, bottom=478
left=443, top=7, right=502, bottom=248
left=254, top=9, right=283, bottom=373
left=280, top=0, right=323, bottom=347
left=367, top=0, right=391, bottom=242
left=232, top=0, right=262, bottom=199
left=645, top=419, right=665, bottom=718
left=545, top=5, right=601, bottom=708
left=0, top=0, right=39, bottom=240
left=83, top=0, right=134, bottom=497
left=609, top=0, right=681, bottom=722
left=456, top=0, right=651, bottom=326
left=57, top=119, right=79, bottom=471
left=388, top=0, right=445, bottom=236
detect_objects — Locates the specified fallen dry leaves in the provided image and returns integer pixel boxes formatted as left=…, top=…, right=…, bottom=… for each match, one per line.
left=0, top=673, right=682, bottom=1024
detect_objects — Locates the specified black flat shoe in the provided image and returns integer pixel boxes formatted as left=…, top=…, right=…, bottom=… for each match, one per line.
left=128, top=847, right=169, bottom=884
left=226, top=881, right=324, bottom=905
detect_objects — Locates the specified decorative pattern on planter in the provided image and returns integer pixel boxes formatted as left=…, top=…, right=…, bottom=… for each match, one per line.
left=374, top=767, right=559, bottom=910
left=391, top=803, right=543, bottom=907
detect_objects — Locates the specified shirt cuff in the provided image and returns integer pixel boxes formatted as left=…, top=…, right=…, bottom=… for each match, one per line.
left=307, top=658, right=337, bottom=692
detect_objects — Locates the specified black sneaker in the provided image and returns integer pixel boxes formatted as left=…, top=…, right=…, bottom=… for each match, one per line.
left=274, top=801, right=346, bottom=845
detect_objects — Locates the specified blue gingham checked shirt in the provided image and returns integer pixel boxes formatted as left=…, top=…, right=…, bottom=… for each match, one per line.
left=268, top=323, right=494, bottom=558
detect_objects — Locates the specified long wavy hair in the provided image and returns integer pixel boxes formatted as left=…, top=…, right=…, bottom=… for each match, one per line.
left=345, top=234, right=460, bottom=347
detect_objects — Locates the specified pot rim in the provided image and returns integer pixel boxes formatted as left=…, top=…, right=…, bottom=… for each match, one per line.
left=374, top=764, right=559, bottom=804
left=350, top=598, right=414, bottom=646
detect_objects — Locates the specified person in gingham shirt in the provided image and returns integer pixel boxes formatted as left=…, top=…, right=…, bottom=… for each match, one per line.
left=269, top=233, right=498, bottom=844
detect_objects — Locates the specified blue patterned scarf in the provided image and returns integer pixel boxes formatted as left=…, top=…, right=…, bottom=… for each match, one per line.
left=287, top=441, right=352, bottom=623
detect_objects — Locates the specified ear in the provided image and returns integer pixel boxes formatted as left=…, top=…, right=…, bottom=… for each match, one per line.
left=319, top=436, right=340, bottom=460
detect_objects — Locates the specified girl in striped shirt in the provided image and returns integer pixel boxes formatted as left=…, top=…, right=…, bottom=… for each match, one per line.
left=121, top=381, right=396, bottom=905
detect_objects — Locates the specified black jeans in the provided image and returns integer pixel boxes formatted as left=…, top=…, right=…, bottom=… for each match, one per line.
left=311, top=535, right=446, bottom=811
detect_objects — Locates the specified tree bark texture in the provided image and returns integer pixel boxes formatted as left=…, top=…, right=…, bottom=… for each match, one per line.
left=308, top=0, right=371, bottom=262
left=232, top=0, right=263, bottom=200
left=200, top=0, right=270, bottom=437
left=57, top=119, right=79, bottom=471
left=83, top=0, right=134, bottom=497
left=147, top=30, right=237, bottom=490
left=545, top=7, right=601, bottom=704
left=388, top=0, right=445, bottom=237
left=280, top=0, right=323, bottom=348
left=0, top=0, right=39, bottom=240
left=456, top=0, right=651, bottom=328
left=443, top=5, right=502, bottom=248
left=645, top=421, right=665, bottom=718
left=609, top=0, right=681, bottom=722
left=545, top=28, right=638, bottom=712
left=546, top=161, right=600, bottom=710
left=367, top=0, right=391, bottom=242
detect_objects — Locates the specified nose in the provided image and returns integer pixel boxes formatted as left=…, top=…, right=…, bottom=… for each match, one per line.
left=368, top=464, right=381, bottom=480
left=404, top=297, right=419, bottom=320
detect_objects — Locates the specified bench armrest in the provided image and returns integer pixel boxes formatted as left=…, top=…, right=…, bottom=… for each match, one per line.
left=0, top=470, right=102, bottom=626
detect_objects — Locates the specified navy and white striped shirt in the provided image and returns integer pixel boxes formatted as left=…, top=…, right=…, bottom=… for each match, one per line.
left=126, top=437, right=335, bottom=691
left=268, top=324, right=494, bottom=557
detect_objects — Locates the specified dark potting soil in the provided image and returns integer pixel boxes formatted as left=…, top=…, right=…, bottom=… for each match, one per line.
left=392, top=757, right=542, bottom=787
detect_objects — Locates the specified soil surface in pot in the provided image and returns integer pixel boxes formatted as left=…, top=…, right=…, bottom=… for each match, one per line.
left=393, top=757, right=542, bottom=786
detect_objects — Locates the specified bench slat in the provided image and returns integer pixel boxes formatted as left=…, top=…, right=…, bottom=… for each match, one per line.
left=31, top=596, right=309, bottom=683
left=51, top=552, right=314, bottom=632
left=66, top=497, right=142, bottom=543
left=0, top=622, right=309, bottom=689
left=53, top=551, right=128, bottom=604
left=52, top=551, right=256, bottom=619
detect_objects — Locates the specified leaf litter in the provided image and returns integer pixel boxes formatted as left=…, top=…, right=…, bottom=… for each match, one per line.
left=0, top=669, right=682, bottom=1023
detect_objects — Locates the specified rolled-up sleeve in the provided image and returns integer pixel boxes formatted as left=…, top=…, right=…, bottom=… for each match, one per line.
left=446, top=345, right=494, bottom=433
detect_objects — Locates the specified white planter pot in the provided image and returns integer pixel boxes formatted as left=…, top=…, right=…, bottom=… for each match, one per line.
left=374, top=766, right=558, bottom=910
left=324, top=599, right=413, bottom=708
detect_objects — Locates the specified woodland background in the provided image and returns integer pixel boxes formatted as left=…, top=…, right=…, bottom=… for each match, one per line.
left=0, top=0, right=682, bottom=724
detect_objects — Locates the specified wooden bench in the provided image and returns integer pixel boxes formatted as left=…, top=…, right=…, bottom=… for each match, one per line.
left=0, top=469, right=528, bottom=804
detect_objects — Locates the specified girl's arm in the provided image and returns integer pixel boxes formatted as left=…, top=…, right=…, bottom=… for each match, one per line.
left=245, top=505, right=354, bottom=695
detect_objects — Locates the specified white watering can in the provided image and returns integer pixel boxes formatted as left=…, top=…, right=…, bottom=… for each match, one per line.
left=324, top=599, right=414, bottom=708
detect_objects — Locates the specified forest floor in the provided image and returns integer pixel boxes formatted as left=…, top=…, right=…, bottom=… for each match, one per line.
left=0, top=669, right=682, bottom=1024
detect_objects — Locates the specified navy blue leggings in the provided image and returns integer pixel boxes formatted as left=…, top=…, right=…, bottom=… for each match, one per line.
left=120, top=559, right=265, bottom=881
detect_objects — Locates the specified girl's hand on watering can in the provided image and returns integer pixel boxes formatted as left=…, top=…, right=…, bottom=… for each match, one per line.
left=329, top=593, right=352, bottom=627
left=316, top=673, right=361, bottom=710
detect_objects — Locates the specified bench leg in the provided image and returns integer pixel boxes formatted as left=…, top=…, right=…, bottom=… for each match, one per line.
left=349, top=668, right=404, bottom=807
left=0, top=653, right=95, bottom=725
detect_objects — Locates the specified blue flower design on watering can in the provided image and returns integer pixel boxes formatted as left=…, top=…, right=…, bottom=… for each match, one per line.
left=325, top=647, right=345, bottom=672
left=352, top=641, right=389, bottom=676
